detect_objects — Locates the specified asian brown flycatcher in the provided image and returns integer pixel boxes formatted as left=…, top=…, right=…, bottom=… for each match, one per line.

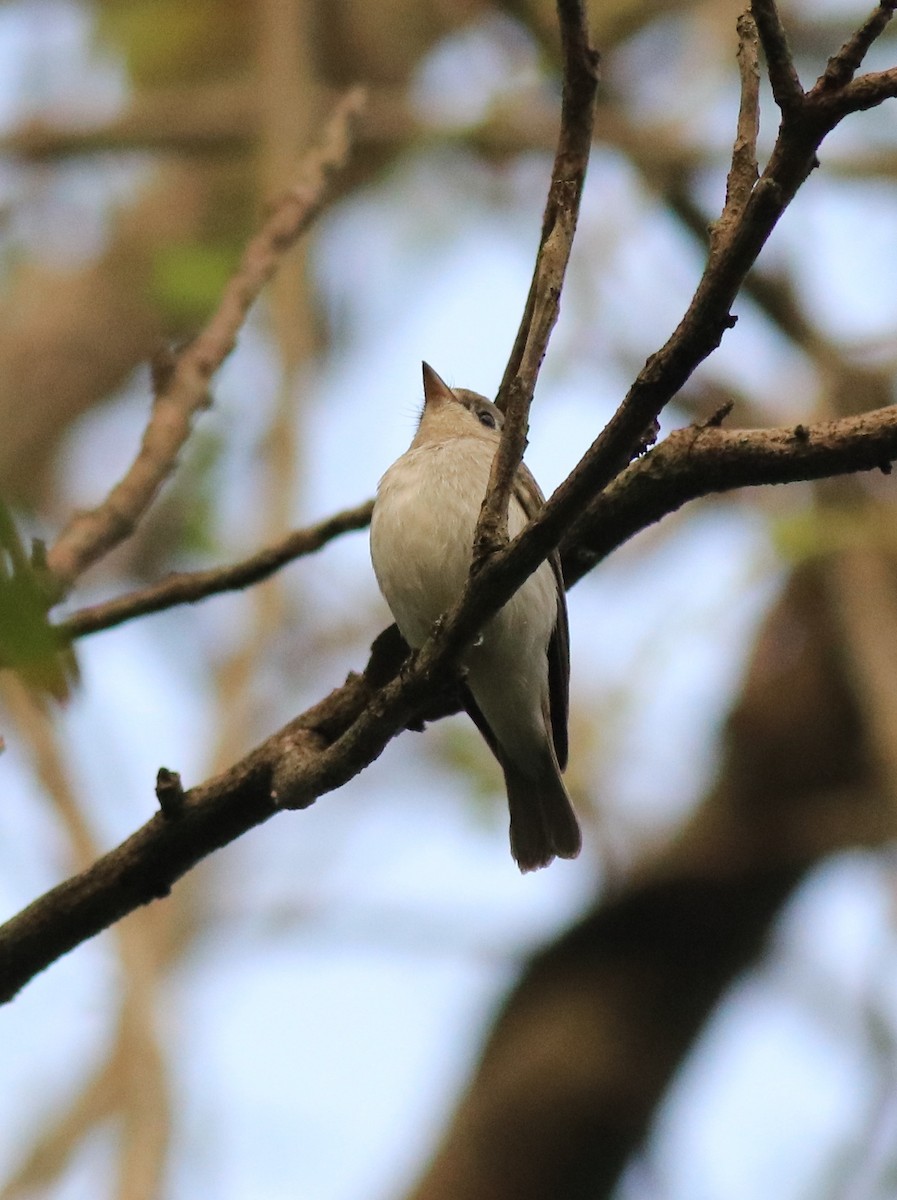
left=370, top=362, right=581, bottom=871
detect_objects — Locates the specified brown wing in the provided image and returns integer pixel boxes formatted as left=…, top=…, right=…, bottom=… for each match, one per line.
left=514, top=463, right=570, bottom=771
left=462, top=684, right=503, bottom=763
left=546, top=551, right=569, bottom=770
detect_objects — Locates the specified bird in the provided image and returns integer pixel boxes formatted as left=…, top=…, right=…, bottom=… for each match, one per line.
left=369, top=362, right=581, bottom=871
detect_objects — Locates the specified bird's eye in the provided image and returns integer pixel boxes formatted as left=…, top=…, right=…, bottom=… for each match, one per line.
left=477, top=409, right=496, bottom=429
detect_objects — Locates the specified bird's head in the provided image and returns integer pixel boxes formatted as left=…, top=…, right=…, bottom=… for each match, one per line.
left=413, top=362, right=503, bottom=447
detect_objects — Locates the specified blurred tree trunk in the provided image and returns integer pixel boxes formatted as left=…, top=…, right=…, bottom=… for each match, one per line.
left=403, top=555, right=893, bottom=1200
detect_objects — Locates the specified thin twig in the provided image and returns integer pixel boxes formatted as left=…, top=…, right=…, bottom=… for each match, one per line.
left=549, top=0, right=897, bottom=502
left=720, top=11, right=761, bottom=228
left=45, top=87, right=366, bottom=593
left=496, top=0, right=599, bottom=405
left=833, top=66, right=897, bottom=114
left=474, top=0, right=599, bottom=563
left=820, top=0, right=897, bottom=90
left=61, top=500, right=373, bottom=639
left=751, top=0, right=804, bottom=111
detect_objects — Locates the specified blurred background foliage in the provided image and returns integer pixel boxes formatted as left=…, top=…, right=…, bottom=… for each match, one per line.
left=1, top=1, right=897, bottom=1199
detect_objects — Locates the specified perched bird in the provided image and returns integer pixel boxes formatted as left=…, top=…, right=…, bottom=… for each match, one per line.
left=370, top=362, right=581, bottom=871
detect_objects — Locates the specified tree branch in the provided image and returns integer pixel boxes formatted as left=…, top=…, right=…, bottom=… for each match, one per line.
left=60, top=395, right=897, bottom=643
left=475, top=0, right=599, bottom=564
left=44, top=86, right=366, bottom=593
left=61, top=501, right=374, bottom=640
left=819, top=0, right=897, bottom=90
left=751, top=0, right=804, bottom=112
left=833, top=65, right=897, bottom=114
left=563, top=407, right=897, bottom=583
left=714, top=10, right=761, bottom=241
left=5, top=404, right=897, bottom=1003
left=548, top=0, right=897, bottom=501
left=3, top=3, right=897, bottom=1004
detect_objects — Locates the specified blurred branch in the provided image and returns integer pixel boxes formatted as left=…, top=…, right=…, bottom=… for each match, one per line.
left=828, top=549, right=897, bottom=813
left=0, top=82, right=258, bottom=160
left=61, top=500, right=374, bottom=639
left=44, top=86, right=366, bottom=593
left=0, top=680, right=172, bottom=1199
left=400, top=547, right=895, bottom=1200
left=404, top=871, right=801, bottom=1200
left=477, top=0, right=599, bottom=559
left=6, top=74, right=895, bottom=186
left=0, top=1053, right=117, bottom=1198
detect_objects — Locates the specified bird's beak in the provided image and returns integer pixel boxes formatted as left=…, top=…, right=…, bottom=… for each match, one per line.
left=422, top=362, right=456, bottom=409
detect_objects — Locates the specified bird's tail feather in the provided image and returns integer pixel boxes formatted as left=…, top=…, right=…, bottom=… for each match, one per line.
left=461, top=687, right=580, bottom=871
left=505, top=760, right=581, bottom=873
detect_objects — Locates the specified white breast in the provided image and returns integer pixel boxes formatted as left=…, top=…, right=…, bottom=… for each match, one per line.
left=371, top=437, right=494, bottom=647
left=370, top=435, right=558, bottom=770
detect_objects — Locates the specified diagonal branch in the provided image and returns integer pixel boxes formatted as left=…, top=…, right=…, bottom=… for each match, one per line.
left=717, top=11, right=761, bottom=233
left=751, top=0, right=804, bottom=112
left=819, top=0, right=897, bottom=90
left=3, top=2, right=897, bottom=1005
left=831, top=65, right=897, bottom=114
left=61, top=500, right=373, bottom=639
left=550, top=0, right=897, bottom=505
left=474, top=0, right=599, bottom=564
left=495, top=0, right=599, bottom=408
left=44, top=87, right=366, bottom=593
left=4, top=404, right=897, bottom=1004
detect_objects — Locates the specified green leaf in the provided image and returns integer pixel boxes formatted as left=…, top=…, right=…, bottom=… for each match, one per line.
left=0, top=502, right=78, bottom=701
